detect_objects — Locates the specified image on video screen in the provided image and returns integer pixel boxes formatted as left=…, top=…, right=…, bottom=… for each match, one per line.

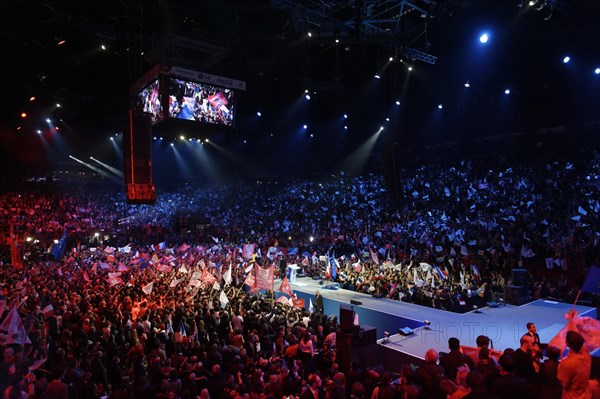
left=168, top=78, right=235, bottom=127
left=137, top=78, right=163, bottom=124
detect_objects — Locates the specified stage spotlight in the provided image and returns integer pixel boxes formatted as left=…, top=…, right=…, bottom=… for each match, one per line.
left=160, top=137, right=163, bottom=140
left=395, top=100, right=401, bottom=105
left=437, top=104, right=443, bottom=109
left=563, top=56, right=570, bottom=64
left=56, top=103, right=61, bottom=108
left=110, top=137, right=114, bottom=141
left=29, top=96, right=36, bottom=102
left=21, top=112, right=27, bottom=118
left=46, top=118, right=51, bottom=124
left=389, top=56, right=394, bottom=61
left=385, top=117, right=390, bottom=122
left=257, top=111, right=262, bottom=117
left=344, top=114, right=348, bottom=119
left=188, top=138, right=193, bottom=142
left=180, top=135, right=185, bottom=140
left=153, top=136, right=157, bottom=140
left=374, top=74, right=381, bottom=79
left=504, top=89, right=510, bottom=94
left=408, top=66, right=413, bottom=71
left=379, top=126, right=384, bottom=131
left=308, top=32, right=312, bottom=37
left=595, top=67, right=600, bottom=75
left=243, top=140, right=247, bottom=144
left=309, top=236, right=314, bottom=242
left=205, top=139, right=209, bottom=143
left=305, top=94, right=311, bottom=100
left=335, top=39, right=339, bottom=43
left=170, top=143, right=174, bottom=146
left=101, top=44, right=107, bottom=50
left=529, top=0, right=536, bottom=5
left=479, top=33, right=489, bottom=44
left=197, top=139, right=201, bottom=142
left=37, top=130, right=42, bottom=134
left=303, top=124, right=308, bottom=129
left=310, top=133, right=314, bottom=138
left=465, top=81, right=470, bottom=88
left=344, top=125, right=348, bottom=130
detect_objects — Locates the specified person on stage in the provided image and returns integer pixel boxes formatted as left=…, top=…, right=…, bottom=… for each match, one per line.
left=314, top=290, right=324, bottom=314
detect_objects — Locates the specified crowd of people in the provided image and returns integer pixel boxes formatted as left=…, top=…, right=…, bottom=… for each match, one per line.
left=1, top=149, right=599, bottom=398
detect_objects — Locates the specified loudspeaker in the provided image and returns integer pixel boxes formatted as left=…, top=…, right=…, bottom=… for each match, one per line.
left=356, top=325, right=377, bottom=347
left=350, top=299, right=362, bottom=306
left=511, top=268, right=529, bottom=286
left=123, top=110, right=155, bottom=204
left=339, top=304, right=355, bottom=332
left=504, top=285, right=529, bottom=305
left=398, top=327, right=414, bottom=336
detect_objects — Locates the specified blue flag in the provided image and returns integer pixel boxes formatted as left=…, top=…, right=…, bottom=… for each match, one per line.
left=50, top=230, right=68, bottom=261
left=330, top=254, right=337, bottom=279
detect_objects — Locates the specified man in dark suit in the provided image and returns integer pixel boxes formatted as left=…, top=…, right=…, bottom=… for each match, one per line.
left=490, top=354, right=530, bottom=399
left=314, top=290, right=324, bottom=314
left=301, top=373, right=323, bottom=399
left=440, top=337, right=474, bottom=380
left=279, top=255, right=287, bottom=279
left=522, top=322, right=545, bottom=363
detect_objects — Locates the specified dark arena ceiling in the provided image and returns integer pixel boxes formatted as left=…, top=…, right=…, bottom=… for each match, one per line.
left=1, top=0, right=600, bottom=179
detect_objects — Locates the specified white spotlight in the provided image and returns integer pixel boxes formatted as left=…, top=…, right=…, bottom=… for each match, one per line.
left=563, top=56, right=570, bottom=64
left=465, top=81, right=470, bottom=88
left=479, top=33, right=489, bottom=44
left=46, top=118, right=51, bottom=124
left=504, top=89, right=510, bottom=95
left=180, top=135, right=185, bottom=140
left=308, top=32, right=312, bottom=37
left=309, top=236, right=314, bottom=242
left=389, top=56, right=394, bottom=62
left=257, top=111, right=262, bottom=117
left=595, top=68, right=600, bottom=75
left=56, top=103, right=61, bottom=108
left=374, top=74, right=381, bottom=79
left=408, top=66, right=413, bottom=71
left=344, top=125, right=348, bottom=130
left=101, top=44, right=106, bottom=50
left=379, top=126, right=384, bottom=131
left=37, top=130, right=42, bottom=134
left=310, top=133, right=314, bottom=138
left=343, top=114, right=348, bottom=119
left=303, top=124, right=308, bottom=129
left=170, top=143, right=174, bottom=146
left=395, top=100, right=401, bottom=105
left=305, top=94, right=311, bottom=100
left=385, top=117, right=390, bottom=122
left=438, top=104, right=443, bottom=109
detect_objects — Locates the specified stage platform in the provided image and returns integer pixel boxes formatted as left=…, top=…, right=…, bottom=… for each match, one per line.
left=283, top=276, right=597, bottom=372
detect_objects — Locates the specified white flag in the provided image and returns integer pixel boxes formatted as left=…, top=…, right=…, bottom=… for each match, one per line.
left=219, top=291, right=229, bottom=309
left=309, top=298, right=314, bottom=313
left=223, top=263, right=232, bottom=286
left=142, top=282, right=154, bottom=295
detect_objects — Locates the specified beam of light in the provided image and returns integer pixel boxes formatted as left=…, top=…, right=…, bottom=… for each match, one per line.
left=563, top=56, right=570, bottom=64
left=479, top=33, right=489, bottom=44
left=90, top=156, right=124, bottom=177
left=339, top=128, right=384, bottom=174
left=68, top=155, right=122, bottom=183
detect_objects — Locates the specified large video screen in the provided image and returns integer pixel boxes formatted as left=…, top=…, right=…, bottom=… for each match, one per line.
left=168, top=78, right=235, bottom=127
left=137, top=78, right=163, bottom=124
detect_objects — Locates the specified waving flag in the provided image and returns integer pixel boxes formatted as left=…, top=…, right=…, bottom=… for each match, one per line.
left=370, top=247, right=380, bottom=265
left=50, top=230, right=69, bottom=261
left=244, top=271, right=255, bottom=288
left=253, top=264, right=274, bottom=292
left=0, top=305, right=31, bottom=345
left=433, top=265, right=447, bottom=280
left=278, top=276, right=294, bottom=297
left=242, top=243, right=256, bottom=259
left=219, top=291, right=229, bottom=309
left=9, top=225, right=23, bottom=268
left=330, top=255, right=338, bottom=279
left=223, top=263, right=232, bottom=286
left=142, top=282, right=154, bottom=295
